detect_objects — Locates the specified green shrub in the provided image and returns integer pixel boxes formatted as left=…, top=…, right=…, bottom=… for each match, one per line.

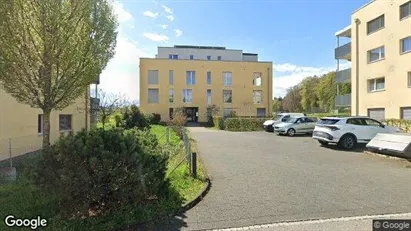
left=213, top=116, right=224, bottom=130
left=166, top=109, right=187, bottom=138
left=31, top=128, right=169, bottom=218
left=225, top=118, right=267, bottom=131
left=145, top=113, right=161, bottom=124
left=383, top=119, right=411, bottom=133
left=121, top=105, right=149, bottom=129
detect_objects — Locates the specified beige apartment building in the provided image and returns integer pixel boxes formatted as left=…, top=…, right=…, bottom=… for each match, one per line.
left=139, top=45, right=273, bottom=123
left=335, top=0, right=411, bottom=120
left=0, top=84, right=99, bottom=161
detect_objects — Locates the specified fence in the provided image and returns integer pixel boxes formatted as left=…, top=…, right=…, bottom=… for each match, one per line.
left=0, top=135, right=42, bottom=167
left=156, top=126, right=198, bottom=178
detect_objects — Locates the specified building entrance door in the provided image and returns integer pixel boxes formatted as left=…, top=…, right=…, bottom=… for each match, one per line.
left=184, top=107, right=199, bottom=122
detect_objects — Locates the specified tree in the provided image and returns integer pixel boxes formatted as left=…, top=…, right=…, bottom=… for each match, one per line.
left=0, top=0, right=117, bottom=147
left=300, top=76, right=320, bottom=112
left=98, top=90, right=128, bottom=129
left=272, top=97, right=283, bottom=113
left=282, top=85, right=302, bottom=112
left=316, top=72, right=336, bottom=112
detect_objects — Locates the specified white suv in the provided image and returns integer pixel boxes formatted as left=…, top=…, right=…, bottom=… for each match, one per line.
left=312, top=116, right=401, bottom=150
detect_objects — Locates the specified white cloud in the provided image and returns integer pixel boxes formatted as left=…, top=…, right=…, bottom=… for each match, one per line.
left=174, top=29, right=183, bottom=37
left=160, top=24, right=168, bottom=29
left=143, top=32, right=169, bottom=42
left=161, top=5, right=173, bottom=14
left=273, top=62, right=351, bottom=98
left=166, top=15, right=174, bottom=21
left=143, top=11, right=159, bottom=18
left=112, top=2, right=133, bottom=23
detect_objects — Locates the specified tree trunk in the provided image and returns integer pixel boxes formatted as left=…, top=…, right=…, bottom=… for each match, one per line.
left=42, top=108, right=52, bottom=148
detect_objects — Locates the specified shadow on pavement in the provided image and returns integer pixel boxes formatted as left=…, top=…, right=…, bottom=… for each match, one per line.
left=322, top=143, right=367, bottom=153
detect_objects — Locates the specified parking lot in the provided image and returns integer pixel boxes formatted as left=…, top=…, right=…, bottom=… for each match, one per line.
left=156, top=127, right=411, bottom=230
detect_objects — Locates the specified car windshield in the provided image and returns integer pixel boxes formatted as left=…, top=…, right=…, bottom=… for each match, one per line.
left=318, top=118, right=340, bottom=125
left=286, top=117, right=299, bottom=123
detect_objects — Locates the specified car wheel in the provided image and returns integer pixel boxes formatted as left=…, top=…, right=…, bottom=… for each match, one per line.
left=287, top=128, right=296, bottom=137
left=318, top=140, right=328, bottom=146
left=339, top=134, right=356, bottom=150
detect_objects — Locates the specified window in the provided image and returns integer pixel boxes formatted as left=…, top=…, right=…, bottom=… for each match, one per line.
left=186, top=71, right=196, bottom=85
left=207, top=56, right=211, bottom=60
left=169, top=89, right=174, bottom=103
left=367, top=15, right=384, bottom=34
left=368, top=77, right=385, bottom=92
left=400, top=1, right=411, bottom=20
left=59, top=115, right=72, bottom=131
left=408, top=72, right=411, bottom=87
left=182, top=89, right=193, bottom=103
left=223, top=90, right=232, bottom=103
left=169, top=108, right=174, bottom=119
left=169, top=70, right=174, bottom=85
left=217, top=56, right=222, bottom=60
left=253, top=90, right=262, bottom=104
left=207, top=89, right=212, bottom=105
left=190, top=55, right=194, bottom=60
left=364, top=118, right=382, bottom=127
left=37, top=114, right=43, bottom=134
left=368, top=46, right=385, bottom=63
left=148, top=70, right=159, bottom=84
left=223, top=72, right=232, bottom=86
left=257, top=108, right=266, bottom=117
left=253, top=72, right=262, bottom=86
left=347, top=118, right=366, bottom=126
left=207, top=71, right=212, bottom=85
left=169, top=54, right=178, bottom=59
left=148, top=89, right=159, bottom=103
left=401, top=36, right=411, bottom=53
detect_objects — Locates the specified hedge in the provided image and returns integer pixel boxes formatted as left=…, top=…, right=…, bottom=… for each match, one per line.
left=225, top=117, right=272, bottom=131
left=382, top=119, right=411, bottom=133
left=213, top=116, right=225, bottom=130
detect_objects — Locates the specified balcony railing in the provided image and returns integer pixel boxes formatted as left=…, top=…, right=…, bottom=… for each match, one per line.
left=335, top=42, right=351, bottom=60
left=335, top=68, right=351, bottom=83
left=335, top=94, right=351, bottom=107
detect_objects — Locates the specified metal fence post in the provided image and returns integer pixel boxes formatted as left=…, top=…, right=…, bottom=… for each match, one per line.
left=8, top=138, right=12, bottom=168
left=187, top=141, right=192, bottom=171
left=191, top=152, right=197, bottom=178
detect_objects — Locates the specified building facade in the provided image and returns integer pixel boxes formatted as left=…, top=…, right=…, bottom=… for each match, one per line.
left=0, top=85, right=98, bottom=161
left=335, top=0, right=411, bottom=120
left=140, top=45, right=273, bottom=123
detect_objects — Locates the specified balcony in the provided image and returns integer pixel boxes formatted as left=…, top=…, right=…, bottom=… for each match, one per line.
left=335, top=68, right=351, bottom=83
left=335, top=42, right=351, bottom=60
left=335, top=94, right=351, bottom=107
left=91, top=97, right=100, bottom=111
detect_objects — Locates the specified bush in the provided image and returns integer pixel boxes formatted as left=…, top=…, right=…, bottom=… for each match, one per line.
left=383, top=119, right=411, bottom=132
left=166, top=109, right=187, bottom=138
left=121, top=105, right=149, bottom=129
left=151, top=113, right=161, bottom=124
left=213, top=116, right=224, bottom=130
left=225, top=117, right=267, bottom=131
left=31, top=128, right=169, bottom=218
left=205, top=105, right=220, bottom=127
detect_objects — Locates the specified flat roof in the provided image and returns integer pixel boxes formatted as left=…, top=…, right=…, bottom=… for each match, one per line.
left=139, top=57, right=272, bottom=64
left=353, top=0, right=377, bottom=14
left=173, top=45, right=226, bottom=50
left=335, top=25, right=352, bottom=37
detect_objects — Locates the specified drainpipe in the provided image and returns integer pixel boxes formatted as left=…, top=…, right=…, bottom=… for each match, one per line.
left=354, top=18, right=361, bottom=116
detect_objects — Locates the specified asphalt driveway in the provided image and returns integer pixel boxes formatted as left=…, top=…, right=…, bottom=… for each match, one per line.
left=155, top=128, right=411, bottom=230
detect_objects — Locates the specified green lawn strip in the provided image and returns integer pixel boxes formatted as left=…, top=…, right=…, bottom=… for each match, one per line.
left=0, top=125, right=207, bottom=231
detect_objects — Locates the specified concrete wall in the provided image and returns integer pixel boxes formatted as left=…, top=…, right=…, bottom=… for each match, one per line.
left=140, top=58, right=273, bottom=122
left=351, top=0, right=411, bottom=119
left=0, top=88, right=89, bottom=161
left=157, top=47, right=244, bottom=61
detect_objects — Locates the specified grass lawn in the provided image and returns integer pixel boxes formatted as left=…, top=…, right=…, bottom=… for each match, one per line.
left=0, top=125, right=207, bottom=231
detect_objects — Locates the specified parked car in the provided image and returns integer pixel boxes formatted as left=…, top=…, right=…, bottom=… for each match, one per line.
left=312, top=116, right=402, bottom=150
left=274, top=116, right=318, bottom=136
left=263, top=113, right=305, bottom=132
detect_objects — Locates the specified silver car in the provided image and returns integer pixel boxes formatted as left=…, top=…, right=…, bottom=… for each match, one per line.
left=274, top=116, right=318, bottom=137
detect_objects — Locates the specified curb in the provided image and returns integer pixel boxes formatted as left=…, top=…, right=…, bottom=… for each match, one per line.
left=179, top=177, right=212, bottom=212
left=363, top=150, right=411, bottom=161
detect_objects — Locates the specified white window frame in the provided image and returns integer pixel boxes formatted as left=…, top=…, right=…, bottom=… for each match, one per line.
left=368, top=77, right=385, bottom=92
left=59, top=114, right=72, bottom=132
left=400, top=36, right=411, bottom=54
left=148, top=88, right=159, bottom=103
left=223, top=72, right=232, bottom=86
left=207, top=71, right=212, bottom=85
left=207, top=89, right=212, bottom=105
left=169, top=89, right=174, bottom=103
left=400, top=1, right=411, bottom=20
left=38, top=114, right=43, bottom=135
left=190, top=55, right=194, bottom=60
left=368, top=46, right=385, bottom=63
left=223, top=90, right=232, bottom=103
left=207, top=55, right=211, bottom=60
left=253, top=72, right=262, bottom=86
left=253, top=90, right=263, bottom=104
left=182, top=89, right=193, bottom=103
left=186, top=71, right=196, bottom=85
